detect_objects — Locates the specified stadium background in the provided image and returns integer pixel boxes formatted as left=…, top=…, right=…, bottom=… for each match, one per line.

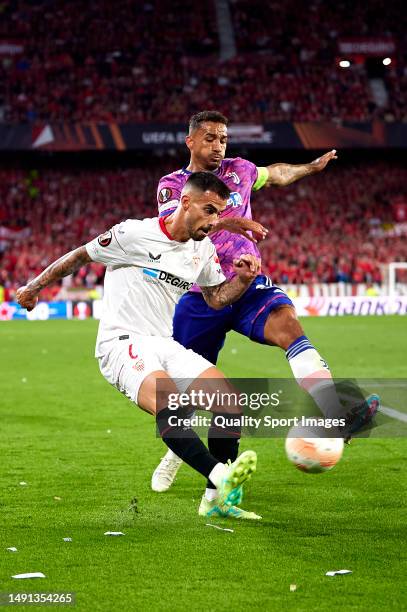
left=1, top=1, right=406, bottom=611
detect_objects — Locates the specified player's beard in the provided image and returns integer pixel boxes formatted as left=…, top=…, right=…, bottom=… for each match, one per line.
left=205, top=159, right=221, bottom=171
left=191, top=228, right=208, bottom=241
left=199, top=151, right=223, bottom=171
left=187, top=218, right=210, bottom=241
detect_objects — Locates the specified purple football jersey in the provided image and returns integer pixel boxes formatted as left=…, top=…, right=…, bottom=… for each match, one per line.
left=157, top=157, right=261, bottom=287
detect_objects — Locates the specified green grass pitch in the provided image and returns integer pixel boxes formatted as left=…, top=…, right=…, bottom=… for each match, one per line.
left=1, top=317, right=406, bottom=611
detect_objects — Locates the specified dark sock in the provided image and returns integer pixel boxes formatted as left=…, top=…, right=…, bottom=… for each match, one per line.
left=156, top=407, right=218, bottom=479
left=206, top=412, right=241, bottom=489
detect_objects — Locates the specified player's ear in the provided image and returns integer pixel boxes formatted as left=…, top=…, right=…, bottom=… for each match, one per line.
left=185, top=135, right=193, bottom=151
left=180, top=194, right=190, bottom=211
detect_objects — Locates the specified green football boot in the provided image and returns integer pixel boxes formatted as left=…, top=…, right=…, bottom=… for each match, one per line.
left=198, top=495, right=261, bottom=520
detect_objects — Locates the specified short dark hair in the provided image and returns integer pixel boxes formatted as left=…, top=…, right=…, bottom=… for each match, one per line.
left=188, top=110, right=228, bottom=133
left=185, top=171, right=231, bottom=200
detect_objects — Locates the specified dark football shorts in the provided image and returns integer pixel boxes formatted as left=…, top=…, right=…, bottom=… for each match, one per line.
left=173, top=275, right=294, bottom=364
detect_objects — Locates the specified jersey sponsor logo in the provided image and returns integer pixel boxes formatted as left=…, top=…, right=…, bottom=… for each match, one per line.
left=227, top=192, right=243, bottom=208
left=148, top=251, right=161, bottom=263
left=142, top=267, right=193, bottom=291
left=192, top=255, right=200, bottom=266
left=226, top=171, right=241, bottom=185
left=158, top=187, right=173, bottom=204
left=98, top=230, right=112, bottom=247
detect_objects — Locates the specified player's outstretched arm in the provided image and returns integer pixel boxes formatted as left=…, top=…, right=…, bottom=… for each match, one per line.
left=16, top=246, right=92, bottom=311
left=209, top=217, right=268, bottom=243
left=201, top=255, right=261, bottom=310
left=264, top=149, right=338, bottom=187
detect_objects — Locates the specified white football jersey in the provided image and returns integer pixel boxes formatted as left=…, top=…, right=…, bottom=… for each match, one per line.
left=86, top=217, right=225, bottom=356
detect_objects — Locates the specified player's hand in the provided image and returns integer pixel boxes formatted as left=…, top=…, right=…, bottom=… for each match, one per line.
left=16, top=285, right=39, bottom=311
left=233, top=255, right=261, bottom=282
left=235, top=219, right=268, bottom=243
left=211, top=217, right=269, bottom=243
left=310, top=149, right=338, bottom=173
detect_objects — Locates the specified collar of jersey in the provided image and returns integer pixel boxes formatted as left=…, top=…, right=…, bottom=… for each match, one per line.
left=159, top=216, right=176, bottom=241
left=181, top=165, right=221, bottom=176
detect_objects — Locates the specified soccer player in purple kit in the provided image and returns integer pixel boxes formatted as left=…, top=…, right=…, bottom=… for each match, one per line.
left=151, top=111, right=380, bottom=516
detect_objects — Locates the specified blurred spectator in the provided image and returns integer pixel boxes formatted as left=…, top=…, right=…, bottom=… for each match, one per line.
left=0, top=0, right=404, bottom=123
left=1, top=160, right=406, bottom=299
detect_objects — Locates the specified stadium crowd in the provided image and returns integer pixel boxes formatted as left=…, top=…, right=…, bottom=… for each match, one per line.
left=0, top=0, right=405, bottom=123
left=1, top=161, right=406, bottom=300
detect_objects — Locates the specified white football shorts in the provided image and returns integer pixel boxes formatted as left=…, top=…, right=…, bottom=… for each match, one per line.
left=97, top=334, right=213, bottom=404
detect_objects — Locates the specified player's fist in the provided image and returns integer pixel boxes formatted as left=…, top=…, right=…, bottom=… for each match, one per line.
left=16, top=285, right=39, bottom=311
left=310, top=149, right=338, bottom=173
left=233, top=254, right=261, bottom=283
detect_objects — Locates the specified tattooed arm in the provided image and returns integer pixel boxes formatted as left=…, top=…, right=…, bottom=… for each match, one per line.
left=200, top=254, right=261, bottom=310
left=16, top=246, right=92, bottom=311
left=265, top=150, right=337, bottom=187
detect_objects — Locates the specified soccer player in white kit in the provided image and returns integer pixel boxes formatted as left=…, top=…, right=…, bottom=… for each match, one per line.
left=16, top=172, right=262, bottom=519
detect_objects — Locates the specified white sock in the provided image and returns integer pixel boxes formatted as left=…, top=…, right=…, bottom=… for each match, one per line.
left=205, top=488, right=218, bottom=502
left=286, top=342, right=343, bottom=419
left=208, top=462, right=226, bottom=488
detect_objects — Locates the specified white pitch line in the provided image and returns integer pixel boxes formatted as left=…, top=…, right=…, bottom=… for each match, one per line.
left=378, top=405, right=407, bottom=423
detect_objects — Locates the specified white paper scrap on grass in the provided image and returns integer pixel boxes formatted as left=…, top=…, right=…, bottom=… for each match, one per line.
left=104, top=531, right=125, bottom=536
left=7, top=547, right=18, bottom=552
left=63, top=538, right=72, bottom=542
left=12, top=572, right=46, bottom=579
left=205, top=523, right=234, bottom=533
left=325, top=569, right=352, bottom=576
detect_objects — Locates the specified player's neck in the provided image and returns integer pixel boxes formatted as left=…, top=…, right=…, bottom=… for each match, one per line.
left=162, top=214, right=189, bottom=242
left=186, top=158, right=219, bottom=173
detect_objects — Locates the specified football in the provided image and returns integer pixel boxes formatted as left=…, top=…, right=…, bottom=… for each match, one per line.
left=285, top=428, right=344, bottom=473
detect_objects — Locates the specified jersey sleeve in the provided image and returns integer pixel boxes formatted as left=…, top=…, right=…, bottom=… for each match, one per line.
left=157, top=176, right=181, bottom=218
left=196, top=243, right=226, bottom=287
left=85, top=219, right=141, bottom=265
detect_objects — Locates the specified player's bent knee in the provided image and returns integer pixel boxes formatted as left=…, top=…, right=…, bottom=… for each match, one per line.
left=138, top=371, right=178, bottom=416
left=263, top=306, right=305, bottom=350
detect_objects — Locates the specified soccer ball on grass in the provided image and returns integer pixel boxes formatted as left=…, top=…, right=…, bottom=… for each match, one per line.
left=285, top=426, right=344, bottom=474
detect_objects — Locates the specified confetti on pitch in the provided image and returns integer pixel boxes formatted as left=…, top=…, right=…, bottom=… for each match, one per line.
left=12, top=572, right=46, bottom=579
left=54, top=496, right=62, bottom=501
left=325, top=569, right=352, bottom=577
left=290, top=584, right=297, bottom=592
left=106, top=429, right=112, bottom=434
left=19, top=481, right=27, bottom=486
left=104, top=531, right=125, bottom=536
left=7, top=547, right=18, bottom=552
left=63, top=537, right=72, bottom=542
left=205, top=523, right=234, bottom=533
